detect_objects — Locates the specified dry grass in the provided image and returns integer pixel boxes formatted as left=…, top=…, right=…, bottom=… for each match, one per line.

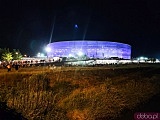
left=0, top=64, right=160, bottom=120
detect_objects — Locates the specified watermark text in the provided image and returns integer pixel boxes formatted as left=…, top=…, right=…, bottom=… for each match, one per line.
left=134, top=112, right=160, bottom=120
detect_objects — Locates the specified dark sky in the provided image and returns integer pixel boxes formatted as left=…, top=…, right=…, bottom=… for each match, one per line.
left=0, top=0, right=160, bottom=58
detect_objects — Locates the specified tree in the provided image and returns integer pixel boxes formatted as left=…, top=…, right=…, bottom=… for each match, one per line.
left=12, top=49, right=22, bottom=60
left=1, top=48, right=13, bottom=62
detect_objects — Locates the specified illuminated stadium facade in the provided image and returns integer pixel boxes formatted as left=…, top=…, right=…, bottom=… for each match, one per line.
left=46, top=40, right=131, bottom=59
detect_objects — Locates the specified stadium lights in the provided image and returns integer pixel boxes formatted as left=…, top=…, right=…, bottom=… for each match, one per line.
left=138, top=56, right=148, bottom=60
left=78, top=51, right=83, bottom=56
left=69, top=54, right=73, bottom=57
left=37, top=53, right=45, bottom=57
left=37, top=53, right=41, bottom=57
left=45, top=47, right=51, bottom=52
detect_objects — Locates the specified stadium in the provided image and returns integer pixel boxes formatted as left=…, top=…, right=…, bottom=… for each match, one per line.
left=46, top=40, right=131, bottom=59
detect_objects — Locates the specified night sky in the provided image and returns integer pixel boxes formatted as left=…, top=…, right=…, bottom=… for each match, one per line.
left=0, top=0, right=160, bottom=58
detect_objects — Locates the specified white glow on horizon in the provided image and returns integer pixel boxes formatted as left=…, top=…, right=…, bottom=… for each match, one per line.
left=138, top=56, right=148, bottom=60
left=37, top=53, right=45, bottom=57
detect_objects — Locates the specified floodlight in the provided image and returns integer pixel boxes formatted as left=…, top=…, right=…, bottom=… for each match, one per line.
left=41, top=53, right=44, bottom=57
left=69, top=54, right=73, bottom=57
left=45, top=47, right=51, bottom=52
left=78, top=51, right=83, bottom=56
left=37, top=53, right=41, bottom=57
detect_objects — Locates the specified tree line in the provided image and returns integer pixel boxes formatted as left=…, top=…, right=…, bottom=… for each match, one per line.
left=0, top=48, right=23, bottom=62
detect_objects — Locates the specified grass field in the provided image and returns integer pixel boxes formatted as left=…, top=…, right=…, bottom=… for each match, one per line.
left=0, top=64, right=160, bottom=120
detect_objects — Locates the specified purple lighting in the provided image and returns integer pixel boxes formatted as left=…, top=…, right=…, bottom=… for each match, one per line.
left=46, top=40, right=131, bottom=59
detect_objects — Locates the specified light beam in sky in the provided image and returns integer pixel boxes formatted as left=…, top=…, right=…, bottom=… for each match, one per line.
left=49, top=14, right=56, bottom=43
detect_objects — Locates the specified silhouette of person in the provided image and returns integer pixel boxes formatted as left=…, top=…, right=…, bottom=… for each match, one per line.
left=7, top=64, right=11, bottom=72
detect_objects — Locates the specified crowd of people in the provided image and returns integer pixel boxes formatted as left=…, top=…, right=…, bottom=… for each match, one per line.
left=0, top=59, right=61, bottom=72
left=1, top=62, right=20, bottom=72
left=0, top=60, right=35, bottom=72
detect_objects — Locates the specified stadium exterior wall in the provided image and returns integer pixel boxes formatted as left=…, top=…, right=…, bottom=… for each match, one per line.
left=46, top=40, right=131, bottom=59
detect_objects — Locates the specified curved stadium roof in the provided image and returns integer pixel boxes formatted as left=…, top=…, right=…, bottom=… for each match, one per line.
left=46, top=40, right=131, bottom=59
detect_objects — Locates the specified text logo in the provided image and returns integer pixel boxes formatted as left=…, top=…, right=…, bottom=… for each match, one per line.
left=134, top=112, right=160, bottom=120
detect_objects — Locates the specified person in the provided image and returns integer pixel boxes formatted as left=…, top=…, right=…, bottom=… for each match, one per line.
left=15, top=63, right=19, bottom=71
left=7, top=64, right=11, bottom=72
